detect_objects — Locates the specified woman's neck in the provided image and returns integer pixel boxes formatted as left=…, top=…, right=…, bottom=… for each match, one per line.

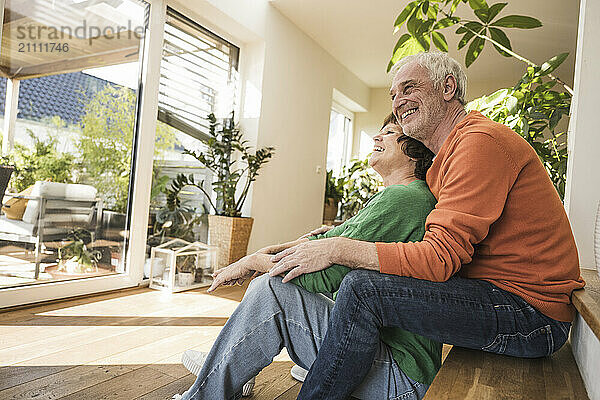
left=382, top=169, right=418, bottom=187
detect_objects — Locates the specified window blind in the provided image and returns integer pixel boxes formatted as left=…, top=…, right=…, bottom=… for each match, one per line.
left=158, top=8, right=240, bottom=143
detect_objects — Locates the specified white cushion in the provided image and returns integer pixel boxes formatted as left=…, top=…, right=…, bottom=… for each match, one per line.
left=22, top=182, right=97, bottom=224
left=0, top=216, right=65, bottom=237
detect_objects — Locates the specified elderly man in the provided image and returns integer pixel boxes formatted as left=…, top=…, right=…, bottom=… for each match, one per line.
left=270, top=52, right=585, bottom=399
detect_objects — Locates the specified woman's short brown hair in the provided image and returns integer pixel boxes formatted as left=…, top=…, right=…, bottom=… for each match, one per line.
left=381, top=113, right=434, bottom=180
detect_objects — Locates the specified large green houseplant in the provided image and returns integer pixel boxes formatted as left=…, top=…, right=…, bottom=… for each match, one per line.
left=389, top=0, right=572, bottom=199
left=340, top=159, right=383, bottom=220
left=183, top=113, right=275, bottom=267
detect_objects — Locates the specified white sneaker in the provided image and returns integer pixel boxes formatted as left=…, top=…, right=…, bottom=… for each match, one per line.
left=181, top=350, right=256, bottom=397
left=290, top=364, right=308, bottom=382
left=171, top=395, right=183, bottom=400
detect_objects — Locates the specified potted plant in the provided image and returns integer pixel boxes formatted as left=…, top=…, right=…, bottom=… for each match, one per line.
left=176, top=254, right=197, bottom=287
left=49, top=229, right=104, bottom=277
left=183, top=113, right=275, bottom=268
left=340, top=159, right=383, bottom=220
left=147, top=173, right=206, bottom=251
left=0, top=154, right=15, bottom=207
left=323, top=169, right=344, bottom=223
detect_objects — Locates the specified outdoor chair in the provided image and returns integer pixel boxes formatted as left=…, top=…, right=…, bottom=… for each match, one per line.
left=0, top=181, right=102, bottom=279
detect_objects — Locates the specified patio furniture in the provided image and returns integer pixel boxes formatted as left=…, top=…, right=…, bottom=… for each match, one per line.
left=0, top=181, right=102, bottom=279
left=0, top=165, right=14, bottom=206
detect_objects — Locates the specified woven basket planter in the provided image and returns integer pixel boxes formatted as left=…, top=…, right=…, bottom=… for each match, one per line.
left=208, top=215, right=254, bottom=269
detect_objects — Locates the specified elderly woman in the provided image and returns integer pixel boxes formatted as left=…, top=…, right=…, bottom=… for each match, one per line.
left=174, top=114, right=438, bottom=400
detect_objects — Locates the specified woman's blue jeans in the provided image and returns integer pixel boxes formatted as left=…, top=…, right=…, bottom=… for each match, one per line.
left=297, top=269, right=572, bottom=400
left=180, top=274, right=427, bottom=400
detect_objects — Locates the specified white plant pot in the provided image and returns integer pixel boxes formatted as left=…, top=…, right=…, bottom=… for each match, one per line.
left=177, top=272, right=195, bottom=287
left=144, top=258, right=165, bottom=279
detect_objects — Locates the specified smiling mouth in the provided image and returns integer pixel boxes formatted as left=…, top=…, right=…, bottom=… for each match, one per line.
left=373, top=146, right=384, bottom=152
left=401, top=107, right=418, bottom=121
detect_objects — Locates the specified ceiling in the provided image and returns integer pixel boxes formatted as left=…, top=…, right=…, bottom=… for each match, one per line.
left=271, top=0, right=580, bottom=96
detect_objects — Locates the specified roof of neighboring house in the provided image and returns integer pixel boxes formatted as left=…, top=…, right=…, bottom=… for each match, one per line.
left=0, top=72, right=109, bottom=125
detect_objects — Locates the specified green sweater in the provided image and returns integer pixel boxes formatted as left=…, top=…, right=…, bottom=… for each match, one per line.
left=292, top=180, right=441, bottom=385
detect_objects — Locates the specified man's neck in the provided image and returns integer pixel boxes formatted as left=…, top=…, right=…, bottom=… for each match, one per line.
left=426, top=103, right=468, bottom=155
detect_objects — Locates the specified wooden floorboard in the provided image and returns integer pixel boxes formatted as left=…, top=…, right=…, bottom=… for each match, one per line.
left=0, top=284, right=300, bottom=399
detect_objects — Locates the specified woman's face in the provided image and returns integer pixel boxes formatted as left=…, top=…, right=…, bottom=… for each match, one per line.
left=368, top=123, right=413, bottom=176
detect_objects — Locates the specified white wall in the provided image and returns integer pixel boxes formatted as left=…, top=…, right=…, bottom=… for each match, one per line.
left=168, top=0, right=370, bottom=251
left=564, top=0, right=600, bottom=398
left=353, top=87, right=391, bottom=145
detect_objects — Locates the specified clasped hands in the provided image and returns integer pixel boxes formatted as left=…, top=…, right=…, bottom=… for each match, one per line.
left=208, top=225, right=337, bottom=292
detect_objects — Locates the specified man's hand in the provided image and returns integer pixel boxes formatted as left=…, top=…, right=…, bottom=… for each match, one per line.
left=257, top=238, right=309, bottom=255
left=269, top=237, right=380, bottom=283
left=269, top=237, right=341, bottom=283
left=299, top=225, right=334, bottom=239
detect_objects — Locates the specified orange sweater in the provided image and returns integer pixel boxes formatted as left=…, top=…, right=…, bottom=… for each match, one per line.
left=376, top=111, right=584, bottom=322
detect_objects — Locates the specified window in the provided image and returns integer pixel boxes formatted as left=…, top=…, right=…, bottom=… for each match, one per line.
left=359, top=130, right=374, bottom=161
left=0, top=0, right=149, bottom=288
left=145, top=9, right=240, bottom=276
left=326, top=104, right=354, bottom=177
left=158, top=8, right=240, bottom=139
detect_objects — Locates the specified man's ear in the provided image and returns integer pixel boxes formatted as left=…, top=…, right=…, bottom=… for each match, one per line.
left=443, top=74, right=458, bottom=101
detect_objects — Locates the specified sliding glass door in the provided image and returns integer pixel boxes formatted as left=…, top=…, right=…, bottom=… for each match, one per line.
left=0, top=0, right=157, bottom=306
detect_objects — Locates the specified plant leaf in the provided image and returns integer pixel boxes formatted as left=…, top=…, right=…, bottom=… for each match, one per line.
left=421, top=1, right=430, bottom=15
left=389, top=36, right=428, bottom=69
left=432, top=31, right=448, bottom=52
left=394, top=1, right=418, bottom=28
left=491, top=15, right=542, bottom=29
left=434, top=17, right=458, bottom=29
left=406, top=11, right=424, bottom=36
left=392, top=33, right=413, bottom=54
left=415, top=33, right=431, bottom=51
left=465, top=34, right=485, bottom=67
left=458, top=31, right=475, bottom=49
left=450, top=0, right=462, bottom=14
left=487, top=2, right=508, bottom=21
left=539, top=53, right=569, bottom=76
left=474, top=8, right=490, bottom=23
left=427, top=3, right=439, bottom=19
left=488, top=27, right=512, bottom=57
left=468, top=0, right=488, bottom=11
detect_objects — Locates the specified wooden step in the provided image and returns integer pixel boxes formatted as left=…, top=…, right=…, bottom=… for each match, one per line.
left=424, top=342, right=588, bottom=400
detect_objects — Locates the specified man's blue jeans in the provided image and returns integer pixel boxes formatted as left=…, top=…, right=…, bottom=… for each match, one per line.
left=180, top=274, right=427, bottom=400
left=298, top=269, right=572, bottom=400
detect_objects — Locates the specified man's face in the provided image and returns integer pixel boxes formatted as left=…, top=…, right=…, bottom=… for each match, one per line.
left=390, top=62, right=445, bottom=142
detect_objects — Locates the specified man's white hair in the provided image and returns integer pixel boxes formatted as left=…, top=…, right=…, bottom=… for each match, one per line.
left=392, top=52, right=468, bottom=105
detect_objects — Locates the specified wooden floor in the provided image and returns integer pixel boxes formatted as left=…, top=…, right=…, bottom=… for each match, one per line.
left=0, top=284, right=302, bottom=399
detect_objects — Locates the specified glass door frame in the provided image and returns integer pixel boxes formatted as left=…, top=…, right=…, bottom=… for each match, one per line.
left=0, top=0, right=168, bottom=308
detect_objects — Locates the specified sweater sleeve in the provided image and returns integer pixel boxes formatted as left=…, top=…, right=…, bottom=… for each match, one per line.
left=377, top=133, right=519, bottom=281
left=293, top=186, right=422, bottom=293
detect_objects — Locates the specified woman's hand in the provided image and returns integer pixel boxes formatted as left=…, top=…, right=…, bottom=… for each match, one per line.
left=299, top=225, right=334, bottom=239
left=208, top=254, right=258, bottom=293
left=207, top=253, right=277, bottom=293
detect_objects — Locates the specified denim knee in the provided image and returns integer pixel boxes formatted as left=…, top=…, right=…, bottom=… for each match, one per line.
left=245, top=274, right=291, bottom=301
left=337, top=269, right=373, bottom=302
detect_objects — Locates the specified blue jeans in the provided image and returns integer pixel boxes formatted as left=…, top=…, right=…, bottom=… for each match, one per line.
left=298, top=270, right=572, bottom=400
left=180, top=274, right=428, bottom=400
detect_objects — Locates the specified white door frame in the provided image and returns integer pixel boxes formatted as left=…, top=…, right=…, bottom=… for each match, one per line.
left=0, top=0, right=167, bottom=308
